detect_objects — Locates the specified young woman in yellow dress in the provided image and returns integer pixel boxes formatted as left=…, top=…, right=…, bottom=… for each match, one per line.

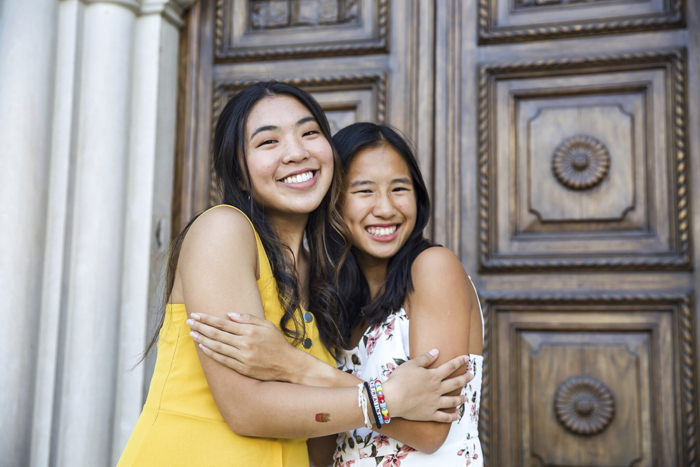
left=117, top=82, right=472, bottom=467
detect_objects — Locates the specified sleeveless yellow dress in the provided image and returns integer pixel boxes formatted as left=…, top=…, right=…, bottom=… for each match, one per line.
left=118, top=205, right=335, bottom=466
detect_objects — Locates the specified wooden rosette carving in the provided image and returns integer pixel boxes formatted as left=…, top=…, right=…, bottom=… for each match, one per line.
left=554, top=375, right=615, bottom=436
left=551, top=134, right=610, bottom=190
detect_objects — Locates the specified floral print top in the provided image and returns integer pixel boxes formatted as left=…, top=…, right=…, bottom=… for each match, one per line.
left=333, top=304, right=483, bottom=467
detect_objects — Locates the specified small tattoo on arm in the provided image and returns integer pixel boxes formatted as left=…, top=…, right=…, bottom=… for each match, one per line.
left=315, top=413, right=331, bottom=423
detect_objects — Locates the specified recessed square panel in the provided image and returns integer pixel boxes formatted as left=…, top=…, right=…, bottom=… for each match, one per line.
left=478, top=0, right=684, bottom=43
left=478, top=51, right=691, bottom=271
left=216, top=0, right=389, bottom=61
left=479, top=293, right=696, bottom=466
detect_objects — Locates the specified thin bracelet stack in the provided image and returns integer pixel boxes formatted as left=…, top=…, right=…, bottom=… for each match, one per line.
left=364, top=381, right=382, bottom=429
left=357, top=383, right=372, bottom=429
left=362, top=378, right=392, bottom=429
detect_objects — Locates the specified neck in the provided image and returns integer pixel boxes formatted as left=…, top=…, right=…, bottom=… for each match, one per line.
left=269, top=211, right=310, bottom=264
left=355, top=251, right=389, bottom=300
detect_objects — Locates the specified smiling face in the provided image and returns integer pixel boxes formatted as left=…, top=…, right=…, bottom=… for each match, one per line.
left=341, top=144, right=418, bottom=267
left=244, top=95, right=334, bottom=218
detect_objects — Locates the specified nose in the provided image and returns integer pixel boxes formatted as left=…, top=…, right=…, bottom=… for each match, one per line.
left=282, top=134, right=309, bottom=164
left=373, top=192, right=397, bottom=219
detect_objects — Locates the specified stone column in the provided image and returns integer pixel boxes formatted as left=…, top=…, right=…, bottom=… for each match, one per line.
left=111, top=1, right=189, bottom=463
left=0, top=1, right=58, bottom=465
left=30, top=2, right=85, bottom=465
left=51, top=2, right=137, bottom=465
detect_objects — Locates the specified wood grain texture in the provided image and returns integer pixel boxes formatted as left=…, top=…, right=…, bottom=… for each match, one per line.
left=477, top=49, right=692, bottom=271
left=478, top=292, right=697, bottom=467
left=478, top=0, right=685, bottom=44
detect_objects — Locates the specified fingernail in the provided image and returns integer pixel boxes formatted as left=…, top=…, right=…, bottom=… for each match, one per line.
left=186, top=319, right=194, bottom=327
left=191, top=313, right=200, bottom=320
left=463, top=356, right=469, bottom=364
left=228, top=313, right=240, bottom=318
left=199, top=344, right=209, bottom=352
left=189, top=331, right=199, bottom=340
left=428, top=349, right=439, bottom=357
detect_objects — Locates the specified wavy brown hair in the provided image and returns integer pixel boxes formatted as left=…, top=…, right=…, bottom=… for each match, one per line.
left=144, top=81, right=349, bottom=361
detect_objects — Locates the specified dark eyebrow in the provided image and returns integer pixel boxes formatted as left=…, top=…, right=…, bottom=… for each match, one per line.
left=392, top=177, right=412, bottom=184
left=296, top=116, right=317, bottom=127
left=350, top=180, right=376, bottom=188
left=249, top=125, right=278, bottom=142
left=249, top=116, right=317, bottom=142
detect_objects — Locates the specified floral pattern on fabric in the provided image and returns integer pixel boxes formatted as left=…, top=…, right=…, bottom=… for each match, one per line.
left=334, top=307, right=483, bottom=467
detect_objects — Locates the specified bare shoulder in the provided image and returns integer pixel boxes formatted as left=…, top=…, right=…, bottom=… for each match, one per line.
left=179, top=206, right=257, bottom=270
left=409, top=247, right=478, bottom=309
left=412, top=247, right=468, bottom=286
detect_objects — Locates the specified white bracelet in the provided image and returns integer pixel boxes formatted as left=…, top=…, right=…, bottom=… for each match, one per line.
left=357, top=383, right=372, bottom=429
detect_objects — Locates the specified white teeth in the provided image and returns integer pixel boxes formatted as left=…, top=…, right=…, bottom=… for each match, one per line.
left=282, top=171, right=313, bottom=184
left=366, top=226, right=398, bottom=237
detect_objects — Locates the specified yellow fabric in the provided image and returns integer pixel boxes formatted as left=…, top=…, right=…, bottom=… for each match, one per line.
left=118, top=205, right=335, bottom=466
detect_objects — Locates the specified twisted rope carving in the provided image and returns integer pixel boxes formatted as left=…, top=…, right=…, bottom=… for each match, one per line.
left=478, top=299, right=491, bottom=463
left=681, top=298, right=697, bottom=467
left=214, top=0, right=225, bottom=55
left=478, top=0, right=684, bottom=43
left=477, top=50, right=691, bottom=271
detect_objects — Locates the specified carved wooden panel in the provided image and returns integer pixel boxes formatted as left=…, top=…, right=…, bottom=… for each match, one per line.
left=478, top=293, right=696, bottom=467
left=478, top=0, right=685, bottom=43
left=209, top=73, right=387, bottom=205
left=215, top=0, right=389, bottom=61
left=478, top=50, right=691, bottom=271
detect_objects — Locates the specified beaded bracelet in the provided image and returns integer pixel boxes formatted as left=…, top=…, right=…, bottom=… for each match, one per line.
left=374, top=378, right=391, bottom=424
left=365, top=381, right=382, bottom=429
left=357, top=383, right=372, bottom=429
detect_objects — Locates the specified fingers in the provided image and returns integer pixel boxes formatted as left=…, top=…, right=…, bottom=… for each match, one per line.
left=227, top=313, right=268, bottom=326
left=187, top=319, right=242, bottom=351
left=433, top=354, right=468, bottom=380
left=197, top=343, right=244, bottom=373
left=189, top=313, right=246, bottom=336
left=409, top=349, right=440, bottom=368
left=440, top=371, right=471, bottom=394
left=438, top=395, right=467, bottom=411
left=431, top=408, right=461, bottom=424
left=190, top=330, right=240, bottom=358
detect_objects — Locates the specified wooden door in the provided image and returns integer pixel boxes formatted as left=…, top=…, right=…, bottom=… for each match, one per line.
left=174, top=1, right=699, bottom=465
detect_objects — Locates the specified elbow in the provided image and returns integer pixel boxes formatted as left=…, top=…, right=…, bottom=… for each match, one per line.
left=222, top=408, right=261, bottom=438
left=415, top=428, right=449, bottom=454
left=224, top=417, right=254, bottom=437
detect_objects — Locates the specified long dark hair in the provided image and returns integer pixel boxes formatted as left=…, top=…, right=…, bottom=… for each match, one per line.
left=144, top=81, right=347, bottom=360
left=331, top=123, right=434, bottom=341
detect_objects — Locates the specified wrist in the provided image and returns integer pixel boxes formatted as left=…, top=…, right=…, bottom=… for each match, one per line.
left=287, top=348, right=312, bottom=385
left=380, top=377, right=401, bottom=419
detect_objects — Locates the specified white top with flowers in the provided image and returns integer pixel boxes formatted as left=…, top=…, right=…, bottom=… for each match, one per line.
left=333, top=303, right=483, bottom=467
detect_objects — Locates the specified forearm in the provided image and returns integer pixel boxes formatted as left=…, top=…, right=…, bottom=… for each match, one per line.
left=289, top=353, right=450, bottom=452
left=226, top=380, right=370, bottom=438
left=291, top=351, right=362, bottom=387
left=378, top=418, right=450, bottom=454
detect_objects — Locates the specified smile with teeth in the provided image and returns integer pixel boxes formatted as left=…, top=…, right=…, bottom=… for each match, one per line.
left=366, top=225, right=398, bottom=237
left=281, top=171, right=314, bottom=184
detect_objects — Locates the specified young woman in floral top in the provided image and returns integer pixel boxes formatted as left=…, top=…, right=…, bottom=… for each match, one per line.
left=188, top=123, right=483, bottom=467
